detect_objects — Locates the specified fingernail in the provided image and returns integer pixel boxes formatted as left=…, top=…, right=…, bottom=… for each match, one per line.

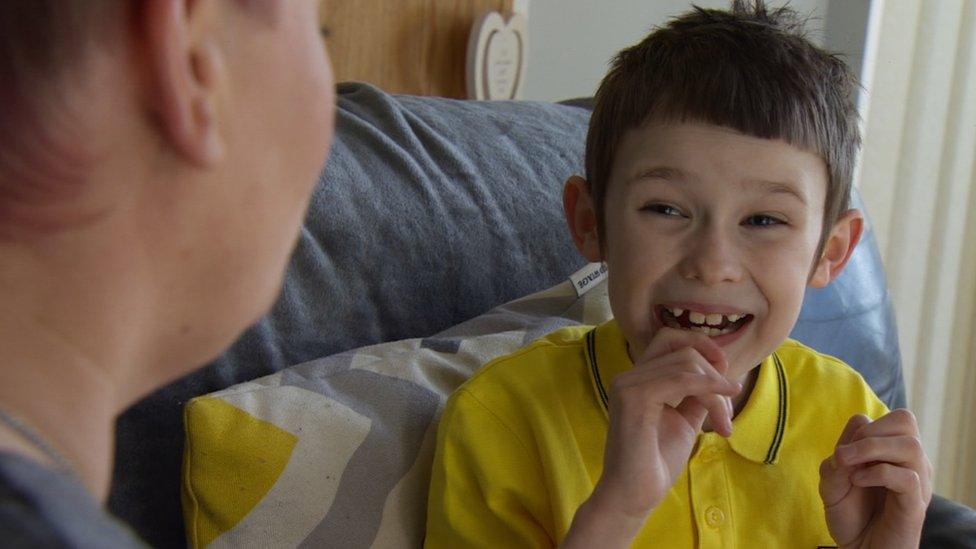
left=853, top=469, right=867, bottom=481
left=829, top=455, right=838, bottom=470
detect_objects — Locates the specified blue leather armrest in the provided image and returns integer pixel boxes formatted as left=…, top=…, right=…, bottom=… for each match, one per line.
left=790, top=193, right=904, bottom=409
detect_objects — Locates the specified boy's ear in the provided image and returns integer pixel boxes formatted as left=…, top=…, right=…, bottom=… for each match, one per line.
left=563, top=175, right=603, bottom=262
left=143, top=0, right=225, bottom=167
left=809, top=209, right=864, bottom=288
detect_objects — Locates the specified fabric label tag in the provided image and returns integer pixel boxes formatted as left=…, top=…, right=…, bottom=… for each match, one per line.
left=569, top=262, right=608, bottom=297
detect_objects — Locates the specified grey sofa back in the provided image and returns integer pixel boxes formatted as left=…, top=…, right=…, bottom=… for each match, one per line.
left=110, top=83, right=909, bottom=547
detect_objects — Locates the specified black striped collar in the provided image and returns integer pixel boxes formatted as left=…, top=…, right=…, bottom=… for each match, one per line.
left=584, top=320, right=790, bottom=465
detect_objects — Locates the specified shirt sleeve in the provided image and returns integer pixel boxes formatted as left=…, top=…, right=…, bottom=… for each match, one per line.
left=855, top=371, right=891, bottom=421
left=425, top=388, right=554, bottom=549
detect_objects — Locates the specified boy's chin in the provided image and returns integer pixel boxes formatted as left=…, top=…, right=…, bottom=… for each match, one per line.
left=726, top=354, right=761, bottom=382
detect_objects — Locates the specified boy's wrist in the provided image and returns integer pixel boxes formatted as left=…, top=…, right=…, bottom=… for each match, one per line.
left=561, top=489, right=650, bottom=549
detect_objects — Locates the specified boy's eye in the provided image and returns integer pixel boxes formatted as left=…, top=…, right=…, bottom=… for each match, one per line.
left=743, top=214, right=785, bottom=227
left=641, top=203, right=684, bottom=217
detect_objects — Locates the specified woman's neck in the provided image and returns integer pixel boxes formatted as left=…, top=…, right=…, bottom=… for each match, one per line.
left=0, top=314, right=120, bottom=501
left=0, top=232, right=144, bottom=502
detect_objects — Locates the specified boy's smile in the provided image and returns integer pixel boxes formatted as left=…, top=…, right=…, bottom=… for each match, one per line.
left=567, top=122, right=858, bottom=388
left=656, top=305, right=753, bottom=343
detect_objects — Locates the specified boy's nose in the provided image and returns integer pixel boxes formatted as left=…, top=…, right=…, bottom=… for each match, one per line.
left=678, top=232, right=744, bottom=285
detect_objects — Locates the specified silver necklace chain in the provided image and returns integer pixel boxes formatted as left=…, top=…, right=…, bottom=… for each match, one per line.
left=0, top=406, right=76, bottom=476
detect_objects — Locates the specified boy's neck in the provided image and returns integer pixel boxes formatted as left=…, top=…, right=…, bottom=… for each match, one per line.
left=701, top=366, right=759, bottom=434
left=731, top=366, right=760, bottom=416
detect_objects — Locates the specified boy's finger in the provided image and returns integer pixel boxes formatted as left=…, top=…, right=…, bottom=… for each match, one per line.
left=657, top=365, right=736, bottom=437
left=674, top=395, right=709, bottom=432
left=818, top=453, right=857, bottom=508
left=820, top=414, right=871, bottom=494
left=836, top=414, right=871, bottom=447
left=649, top=372, right=740, bottom=414
left=659, top=372, right=741, bottom=400
left=611, top=347, right=740, bottom=408
left=680, top=392, right=734, bottom=437
left=850, top=463, right=926, bottom=514
left=658, top=347, right=736, bottom=388
left=664, top=373, right=741, bottom=412
left=833, top=435, right=925, bottom=470
left=612, top=364, right=739, bottom=415
left=849, top=408, right=919, bottom=442
left=641, top=327, right=728, bottom=374
left=671, top=391, right=733, bottom=437
left=833, top=433, right=933, bottom=502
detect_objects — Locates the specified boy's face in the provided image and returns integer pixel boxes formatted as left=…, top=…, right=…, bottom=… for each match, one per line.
left=570, top=122, right=856, bottom=381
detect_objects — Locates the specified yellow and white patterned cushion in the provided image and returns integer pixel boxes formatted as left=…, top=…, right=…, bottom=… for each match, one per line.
left=182, top=269, right=611, bottom=548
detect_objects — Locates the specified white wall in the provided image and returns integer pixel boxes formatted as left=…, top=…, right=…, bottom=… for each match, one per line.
left=823, top=0, right=872, bottom=86
left=521, top=0, right=833, bottom=102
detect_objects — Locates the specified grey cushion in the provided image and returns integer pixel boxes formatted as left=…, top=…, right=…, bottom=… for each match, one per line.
left=923, top=494, right=976, bottom=547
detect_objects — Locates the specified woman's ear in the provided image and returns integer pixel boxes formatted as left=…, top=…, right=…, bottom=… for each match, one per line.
left=809, top=208, right=864, bottom=288
left=563, top=175, right=603, bottom=262
left=143, top=0, right=224, bottom=167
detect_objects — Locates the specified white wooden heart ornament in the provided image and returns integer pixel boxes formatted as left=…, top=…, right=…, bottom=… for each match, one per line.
left=466, top=11, right=528, bottom=100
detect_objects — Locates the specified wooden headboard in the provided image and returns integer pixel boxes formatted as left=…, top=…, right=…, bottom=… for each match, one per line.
left=319, top=0, right=514, bottom=98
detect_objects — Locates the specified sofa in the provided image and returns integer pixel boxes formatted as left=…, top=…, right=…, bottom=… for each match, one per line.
left=108, top=82, right=976, bottom=547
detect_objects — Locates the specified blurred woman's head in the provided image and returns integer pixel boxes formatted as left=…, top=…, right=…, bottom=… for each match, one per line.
left=0, top=0, right=335, bottom=394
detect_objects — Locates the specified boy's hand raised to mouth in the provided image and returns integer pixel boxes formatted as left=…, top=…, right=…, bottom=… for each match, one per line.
left=819, top=409, right=933, bottom=549
left=563, top=328, right=741, bottom=548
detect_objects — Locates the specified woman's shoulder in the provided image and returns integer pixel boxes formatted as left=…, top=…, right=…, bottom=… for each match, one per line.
left=0, top=452, right=147, bottom=548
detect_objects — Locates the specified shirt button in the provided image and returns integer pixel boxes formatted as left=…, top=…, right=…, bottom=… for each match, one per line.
left=705, top=506, right=726, bottom=527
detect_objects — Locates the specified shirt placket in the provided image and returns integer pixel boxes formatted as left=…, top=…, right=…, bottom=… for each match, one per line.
left=689, top=433, right=735, bottom=548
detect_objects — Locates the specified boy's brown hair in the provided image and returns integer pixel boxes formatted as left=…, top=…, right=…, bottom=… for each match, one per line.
left=585, top=0, right=861, bottom=253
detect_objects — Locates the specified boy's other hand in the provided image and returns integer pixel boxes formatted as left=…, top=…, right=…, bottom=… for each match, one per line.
left=567, top=328, right=741, bottom=546
left=819, top=409, right=933, bottom=549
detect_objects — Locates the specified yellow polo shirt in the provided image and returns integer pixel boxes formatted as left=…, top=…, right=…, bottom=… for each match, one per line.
left=425, top=319, right=889, bottom=548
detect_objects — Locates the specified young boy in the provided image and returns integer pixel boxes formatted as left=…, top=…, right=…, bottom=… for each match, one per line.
left=425, top=1, right=932, bottom=547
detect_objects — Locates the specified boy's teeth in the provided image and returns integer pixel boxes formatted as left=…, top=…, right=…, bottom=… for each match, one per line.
left=666, top=306, right=748, bottom=332
left=669, top=307, right=750, bottom=332
left=689, top=325, right=737, bottom=336
left=689, top=325, right=734, bottom=336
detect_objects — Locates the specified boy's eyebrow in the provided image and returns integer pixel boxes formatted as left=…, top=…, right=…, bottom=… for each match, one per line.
left=753, top=180, right=808, bottom=206
left=627, top=166, right=687, bottom=184
left=628, top=167, right=809, bottom=206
